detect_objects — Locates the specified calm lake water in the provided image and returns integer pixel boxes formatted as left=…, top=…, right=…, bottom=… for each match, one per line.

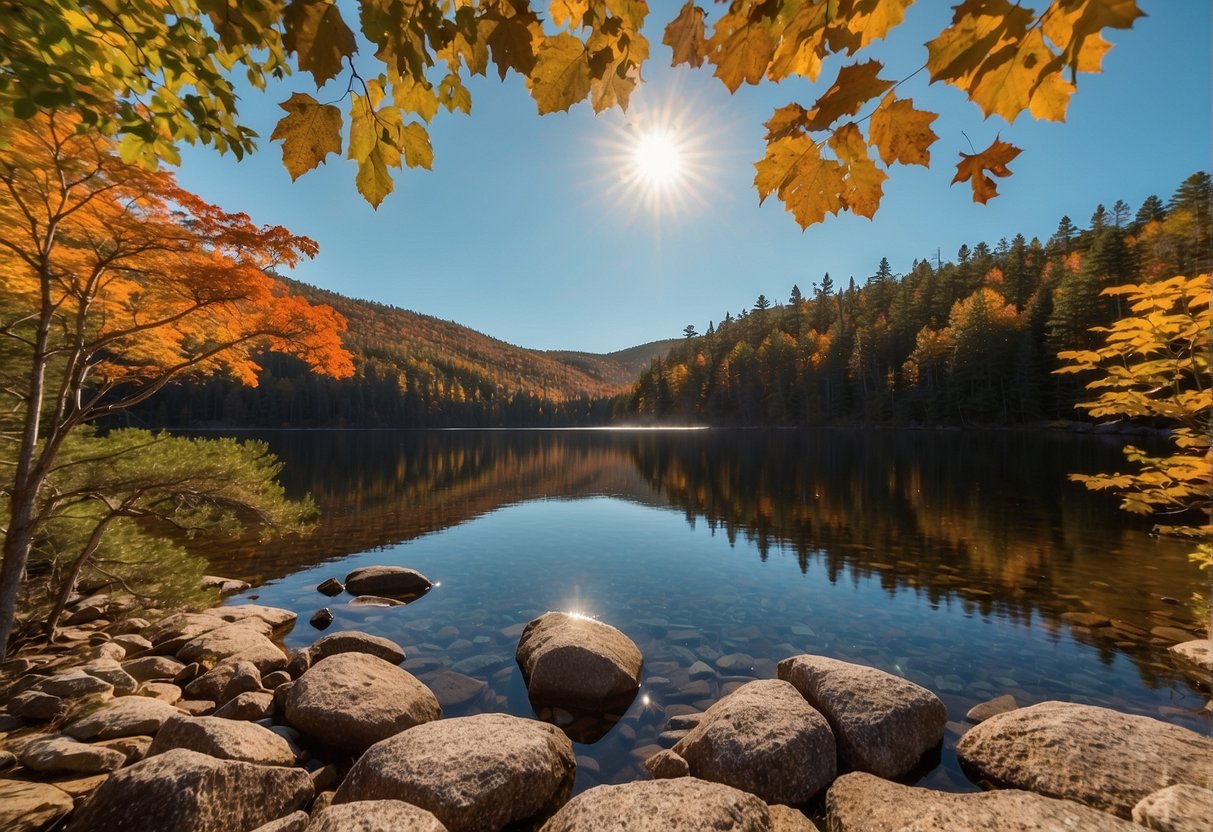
left=202, top=428, right=1208, bottom=798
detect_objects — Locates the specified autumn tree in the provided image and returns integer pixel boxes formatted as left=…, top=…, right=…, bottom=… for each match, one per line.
left=1, top=0, right=1144, bottom=220
left=0, top=114, right=354, bottom=658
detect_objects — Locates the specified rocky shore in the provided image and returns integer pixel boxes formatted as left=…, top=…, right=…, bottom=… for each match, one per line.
left=1, top=566, right=1210, bottom=832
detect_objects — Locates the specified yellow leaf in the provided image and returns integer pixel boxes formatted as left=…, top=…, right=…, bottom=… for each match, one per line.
left=270, top=93, right=343, bottom=181
left=282, top=0, right=358, bottom=86
left=398, top=122, right=433, bottom=169
left=754, top=134, right=846, bottom=229
left=527, top=33, right=591, bottom=114
left=438, top=74, right=472, bottom=114
left=550, top=0, right=589, bottom=28
left=763, top=103, right=811, bottom=141
left=392, top=75, right=440, bottom=123
left=951, top=136, right=1021, bottom=204
left=768, top=0, right=827, bottom=82
left=487, top=15, right=538, bottom=81
left=355, top=144, right=394, bottom=208
left=830, top=123, right=887, bottom=219
left=926, top=0, right=1033, bottom=87
left=804, top=60, right=893, bottom=132
left=1041, top=0, right=1142, bottom=75
left=835, top=0, right=913, bottom=53
left=868, top=93, right=938, bottom=167
left=966, top=28, right=1071, bottom=123
left=663, top=2, right=707, bottom=68
left=708, top=10, right=776, bottom=92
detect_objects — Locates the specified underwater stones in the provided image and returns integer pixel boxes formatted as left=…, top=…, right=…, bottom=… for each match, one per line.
left=335, top=713, right=575, bottom=832
left=671, top=679, right=836, bottom=805
left=538, top=778, right=774, bottom=832
left=424, top=668, right=488, bottom=709
left=777, top=654, right=946, bottom=779
left=148, top=713, right=296, bottom=766
left=284, top=653, right=440, bottom=752
left=344, top=566, right=432, bottom=599
left=826, top=771, right=1141, bottom=832
left=965, top=694, right=1019, bottom=723
left=64, top=748, right=312, bottom=832
left=955, top=701, right=1213, bottom=818
left=516, top=612, right=643, bottom=711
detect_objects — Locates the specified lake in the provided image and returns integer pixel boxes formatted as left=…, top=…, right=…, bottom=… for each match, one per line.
left=198, top=428, right=1208, bottom=797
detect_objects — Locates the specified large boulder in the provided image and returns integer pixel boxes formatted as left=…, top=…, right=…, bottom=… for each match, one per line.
left=65, top=748, right=312, bottom=832
left=1168, top=639, right=1213, bottom=686
left=777, top=655, right=945, bottom=778
left=335, top=713, right=575, bottom=832
left=515, top=612, right=643, bottom=710
left=344, top=566, right=432, bottom=599
left=210, top=604, right=297, bottom=631
left=176, top=623, right=287, bottom=673
left=826, top=771, right=1141, bottom=832
left=122, top=655, right=185, bottom=683
left=671, top=679, right=836, bottom=805
left=18, top=734, right=128, bottom=774
left=0, top=779, right=74, bottom=832
left=307, top=801, right=449, bottom=832
left=955, top=701, right=1213, bottom=818
left=284, top=653, right=440, bottom=752
left=148, top=613, right=230, bottom=653
left=538, top=778, right=776, bottom=832
left=286, top=630, right=406, bottom=677
left=147, top=713, right=296, bottom=766
left=64, top=695, right=181, bottom=740
left=1133, top=784, right=1213, bottom=832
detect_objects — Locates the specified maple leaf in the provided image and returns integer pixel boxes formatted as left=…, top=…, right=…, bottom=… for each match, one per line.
left=664, top=2, right=707, bottom=68
left=398, top=122, right=434, bottom=169
left=439, top=74, right=472, bottom=114
left=550, top=0, right=590, bottom=28
left=868, top=93, right=938, bottom=167
left=805, top=60, right=893, bottom=132
left=830, top=123, right=887, bottom=219
left=966, top=28, right=1071, bottom=123
left=764, top=103, right=811, bottom=141
left=767, top=0, right=827, bottom=82
left=1042, top=0, right=1143, bottom=77
left=834, top=0, right=913, bottom=54
left=707, top=9, right=776, bottom=92
left=926, top=0, right=1034, bottom=87
left=754, top=134, right=846, bottom=229
left=951, top=136, right=1021, bottom=204
left=487, top=15, right=538, bottom=80
left=392, top=75, right=440, bottom=123
left=283, top=0, right=358, bottom=86
left=270, top=94, right=344, bottom=182
left=528, top=33, right=592, bottom=114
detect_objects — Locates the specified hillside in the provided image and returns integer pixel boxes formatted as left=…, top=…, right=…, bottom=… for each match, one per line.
left=132, top=278, right=661, bottom=427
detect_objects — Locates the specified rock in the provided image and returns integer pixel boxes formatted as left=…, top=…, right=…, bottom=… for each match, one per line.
left=1152, top=626, right=1197, bottom=644
left=148, top=613, right=229, bottom=652
left=263, top=670, right=292, bottom=689
left=1133, top=784, right=1213, bottom=832
left=80, top=659, right=140, bottom=695
left=183, top=658, right=256, bottom=702
left=148, top=713, right=296, bottom=766
left=424, top=669, right=487, bottom=709
left=122, top=656, right=184, bottom=682
left=826, top=771, right=1141, bottom=832
left=1061, top=611, right=1112, bottom=627
left=177, top=624, right=288, bottom=673
left=450, top=654, right=507, bottom=675
left=767, top=804, right=816, bottom=832
left=335, top=713, right=575, bottom=832
left=671, top=679, right=836, bottom=805
left=0, top=779, right=74, bottom=832
left=250, top=812, right=309, bottom=832
left=317, top=578, right=344, bottom=597
left=349, top=595, right=403, bottom=607
left=138, top=681, right=183, bottom=703
left=688, top=660, right=715, bottom=680
left=307, top=801, right=449, bottom=832
left=18, top=734, right=128, bottom=774
left=95, top=735, right=152, bottom=764
left=105, top=618, right=151, bottom=636
left=81, top=642, right=127, bottom=662
left=538, top=777, right=777, bottom=832
left=515, top=612, right=643, bottom=710
left=201, top=575, right=251, bottom=596
left=210, top=604, right=297, bottom=631
left=1169, top=640, right=1213, bottom=686
left=284, top=653, right=440, bottom=752
left=174, top=662, right=204, bottom=685
left=778, top=654, right=946, bottom=779
left=344, top=566, right=432, bottom=599
left=286, top=630, right=407, bottom=677
left=965, top=694, right=1019, bottom=723
left=309, top=609, right=334, bottom=630
left=65, top=748, right=312, bottom=832
left=8, top=689, right=65, bottom=720
left=64, top=695, right=181, bottom=741
left=213, top=690, right=274, bottom=721
left=0, top=750, right=15, bottom=772
left=955, top=701, right=1213, bottom=817
left=643, top=749, right=689, bottom=779
left=32, top=668, right=115, bottom=698
left=112, top=634, right=153, bottom=655
left=177, top=699, right=216, bottom=716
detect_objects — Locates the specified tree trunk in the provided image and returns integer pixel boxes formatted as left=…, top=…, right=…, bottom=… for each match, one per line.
left=44, top=520, right=111, bottom=642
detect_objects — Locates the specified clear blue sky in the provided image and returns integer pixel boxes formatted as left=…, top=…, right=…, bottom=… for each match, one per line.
left=175, top=1, right=1211, bottom=354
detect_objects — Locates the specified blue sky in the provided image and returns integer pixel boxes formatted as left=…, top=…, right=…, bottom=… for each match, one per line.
left=175, top=2, right=1211, bottom=354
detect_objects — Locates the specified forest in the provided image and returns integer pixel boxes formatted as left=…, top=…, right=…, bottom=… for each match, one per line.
left=627, top=172, right=1211, bottom=426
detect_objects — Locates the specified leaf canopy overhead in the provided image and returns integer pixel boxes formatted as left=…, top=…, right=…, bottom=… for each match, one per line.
left=0, top=0, right=1144, bottom=225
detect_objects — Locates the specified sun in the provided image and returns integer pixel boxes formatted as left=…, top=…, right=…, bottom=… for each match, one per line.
left=631, top=130, right=684, bottom=188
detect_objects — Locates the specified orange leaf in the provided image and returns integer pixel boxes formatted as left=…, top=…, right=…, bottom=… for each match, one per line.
left=663, top=2, right=707, bottom=69
left=804, top=60, right=893, bottom=132
left=868, top=93, right=938, bottom=167
left=951, top=137, right=1021, bottom=204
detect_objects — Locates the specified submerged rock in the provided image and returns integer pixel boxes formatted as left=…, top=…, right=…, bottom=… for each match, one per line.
left=778, top=654, right=946, bottom=779
left=955, top=701, right=1213, bottom=817
left=538, top=778, right=776, bottom=832
left=826, top=771, right=1140, bottom=832
left=515, top=612, right=643, bottom=711
left=671, top=679, right=836, bottom=805
left=335, top=713, right=575, bottom=832
left=284, top=652, right=440, bottom=752
left=965, top=694, right=1019, bottom=723
left=65, top=748, right=312, bottom=832
left=344, top=566, right=432, bottom=599
left=1169, top=639, right=1213, bottom=686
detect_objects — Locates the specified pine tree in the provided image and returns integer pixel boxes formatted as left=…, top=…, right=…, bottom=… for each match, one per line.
left=683, top=324, right=698, bottom=339
left=1133, top=195, right=1166, bottom=228
left=789, top=284, right=803, bottom=305
left=754, top=294, right=771, bottom=313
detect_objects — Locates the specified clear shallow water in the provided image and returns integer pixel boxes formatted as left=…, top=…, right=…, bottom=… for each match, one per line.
left=201, top=429, right=1209, bottom=797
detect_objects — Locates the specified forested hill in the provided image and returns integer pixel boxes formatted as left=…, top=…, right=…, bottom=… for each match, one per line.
left=132, top=279, right=675, bottom=427
left=626, top=172, right=1210, bottom=426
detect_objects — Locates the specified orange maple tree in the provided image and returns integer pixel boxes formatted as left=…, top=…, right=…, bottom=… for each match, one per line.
left=0, top=113, right=354, bottom=657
